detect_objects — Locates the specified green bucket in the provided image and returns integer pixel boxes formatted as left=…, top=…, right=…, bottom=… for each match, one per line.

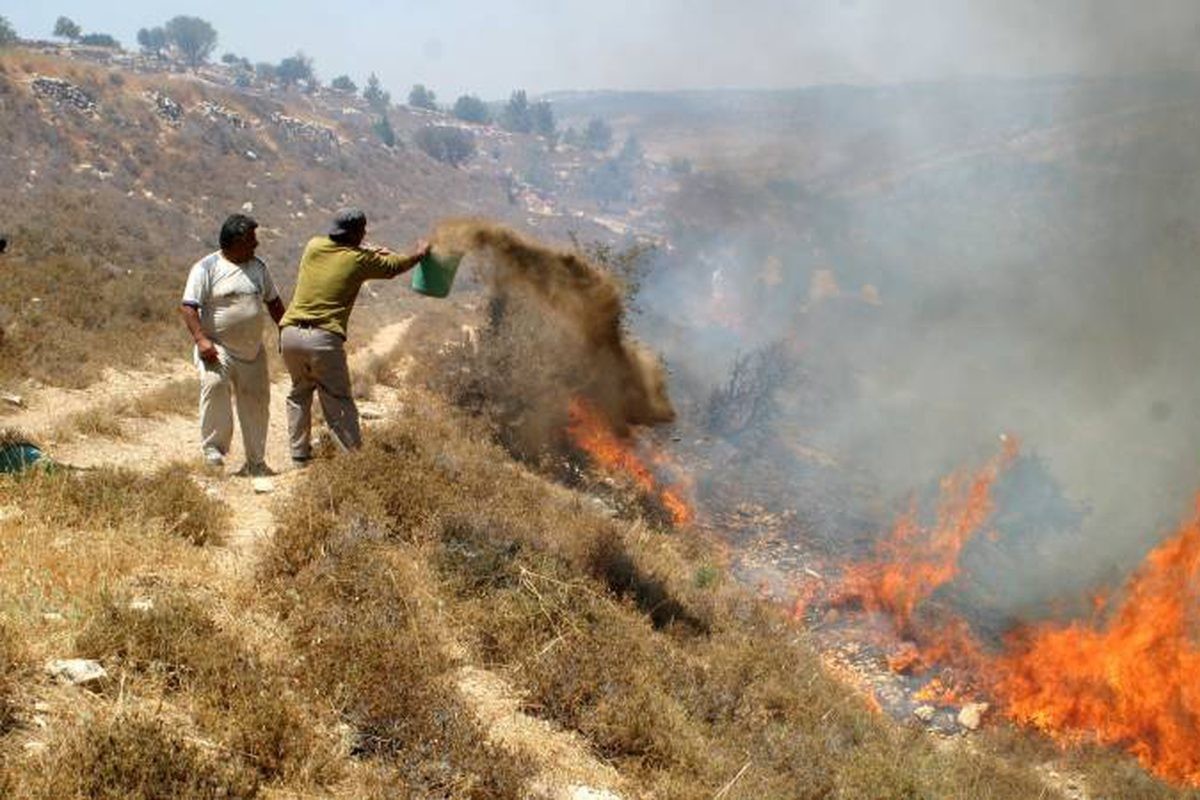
left=411, top=250, right=462, bottom=298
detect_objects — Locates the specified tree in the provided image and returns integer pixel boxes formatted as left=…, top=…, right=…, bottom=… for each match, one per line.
left=136, top=27, right=167, bottom=57
left=164, top=15, right=217, bottom=66
left=276, top=52, right=314, bottom=87
left=618, top=134, right=644, bottom=166
left=330, top=74, right=357, bottom=93
left=0, top=16, right=16, bottom=47
left=363, top=72, right=390, bottom=112
left=79, top=33, right=120, bottom=48
left=414, top=125, right=476, bottom=166
left=453, top=95, right=490, bottom=124
left=53, top=16, right=81, bottom=42
left=584, top=117, right=613, bottom=151
left=531, top=100, right=556, bottom=141
left=500, top=90, right=533, bottom=133
left=373, top=114, right=396, bottom=147
left=254, top=62, right=278, bottom=83
left=585, top=158, right=633, bottom=209
left=408, top=83, right=437, bottom=110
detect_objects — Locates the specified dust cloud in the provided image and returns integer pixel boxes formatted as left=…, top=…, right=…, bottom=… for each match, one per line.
left=433, top=219, right=674, bottom=435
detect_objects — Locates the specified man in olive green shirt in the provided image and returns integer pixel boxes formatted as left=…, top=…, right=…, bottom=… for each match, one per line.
left=280, top=208, right=429, bottom=463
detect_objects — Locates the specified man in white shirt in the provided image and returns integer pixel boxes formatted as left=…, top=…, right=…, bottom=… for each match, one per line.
left=179, top=214, right=285, bottom=475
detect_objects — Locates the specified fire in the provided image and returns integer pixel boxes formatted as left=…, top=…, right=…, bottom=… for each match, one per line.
left=833, top=436, right=1019, bottom=633
left=993, top=499, right=1200, bottom=786
left=566, top=397, right=694, bottom=526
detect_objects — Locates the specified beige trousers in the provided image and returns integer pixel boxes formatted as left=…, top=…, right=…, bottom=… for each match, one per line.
left=280, top=325, right=361, bottom=459
left=197, top=345, right=270, bottom=466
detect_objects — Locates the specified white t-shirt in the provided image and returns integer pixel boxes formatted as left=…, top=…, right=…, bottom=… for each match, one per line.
left=182, top=251, right=279, bottom=361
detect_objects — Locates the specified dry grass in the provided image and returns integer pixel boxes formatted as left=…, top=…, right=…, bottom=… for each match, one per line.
left=14, top=711, right=261, bottom=799
left=51, top=406, right=126, bottom=441
left=262, top=409, right=1063, bottom=799
left=75, top=591, right=337, bottom=786
left=126, top=378, right=195, bottom=419
left=0, top=621, right=24, bottom=736
left=1, top=464, right=228, bottom=546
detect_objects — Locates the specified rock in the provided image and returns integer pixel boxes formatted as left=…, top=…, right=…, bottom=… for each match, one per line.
left=569, top=787, right=623, bottom=800
left=40, top=612, right=65, bottom=623
left=913, top=705, right=936, bottom=723
left=31, top=76, right=97, bottom=113
left=241, top=201, right=254, bottom=214
left=128, top=597, right=154, bottom=612
left=1, top=393, right=24, bottom=407
left=957, top=702, right=990, bottom=731
left=244, top=149, right=258, bottom=161
left=251, top=477, right=274, bottom=494
left=46, top=658, right=107, bottom=686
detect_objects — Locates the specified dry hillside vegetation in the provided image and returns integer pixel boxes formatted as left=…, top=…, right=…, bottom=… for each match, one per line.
left=0, top=47, right=1196, bottom=800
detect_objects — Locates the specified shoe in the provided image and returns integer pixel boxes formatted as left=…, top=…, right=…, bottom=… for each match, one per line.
left=204, top=450, right=225, bottom=467
left=234, top=462, right=275, bottom=477
left=291, top=455, right=311, bottom=469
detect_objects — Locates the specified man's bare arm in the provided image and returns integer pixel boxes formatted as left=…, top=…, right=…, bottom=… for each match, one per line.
left=178, top=305, right=219, bottom=362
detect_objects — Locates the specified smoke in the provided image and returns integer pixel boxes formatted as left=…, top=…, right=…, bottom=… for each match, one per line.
left=632, top=67, right=1200, bottom=621
left=432, top=219, right=674, bottom=443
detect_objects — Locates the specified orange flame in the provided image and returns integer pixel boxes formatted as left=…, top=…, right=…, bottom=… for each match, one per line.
left=994, top=499, right=1200, bottom=786
left=834, top=436, right=1019, bottom=632
left=567, top=397, right=694, bottom=526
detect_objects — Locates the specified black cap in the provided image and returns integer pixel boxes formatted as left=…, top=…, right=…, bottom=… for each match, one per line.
left=329, top=208, right=367, bottom=237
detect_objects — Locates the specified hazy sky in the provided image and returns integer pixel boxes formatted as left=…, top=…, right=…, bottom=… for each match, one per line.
left=5, top=1, right=1200, bottom=99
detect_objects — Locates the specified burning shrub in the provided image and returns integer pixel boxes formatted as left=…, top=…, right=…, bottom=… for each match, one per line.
left=704, top=341, right=792, bottom=439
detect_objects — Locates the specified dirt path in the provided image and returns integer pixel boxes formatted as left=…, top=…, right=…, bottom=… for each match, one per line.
left=6, top=316, right=627, bottom=800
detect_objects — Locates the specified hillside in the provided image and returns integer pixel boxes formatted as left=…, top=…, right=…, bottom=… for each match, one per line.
left=1, top=45, right=1198, bottom=800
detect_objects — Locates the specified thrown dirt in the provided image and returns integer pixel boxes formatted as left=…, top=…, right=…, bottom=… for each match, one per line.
left=433, top=219, right=674, bottom=432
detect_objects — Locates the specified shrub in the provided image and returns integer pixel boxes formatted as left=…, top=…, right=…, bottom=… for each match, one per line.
left=76, top=592, right=334, bottom=784
left=329, top=74, right=356, bottom=93
left=0, top=620, right=24, bottom=735
left=2, top=464, right=229, bottom=545
left=19, top=712, right=260, bottom=799
left=414, top=125, right=475, bottom=166
left=407, top=83, right=437, bottom=110
left=452, top=94, right=490, bottom=124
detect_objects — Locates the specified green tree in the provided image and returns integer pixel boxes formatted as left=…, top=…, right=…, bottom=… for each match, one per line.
left=408, top=83, right=437, bottom=110
left=330, top=74, right=357, bottom=93
left=254, top=62, right=278, bottom=82
left=586, top=158, right=633, bottom=209
left=414, top=125, right=476, bottom=166
left=373, top=114, right=396, bottom=147
left=164, top=15, right=217, bottom=66
left=452, top=94, right=491, bottom=124
left=500, top=90, right=532, bottom=133
left=0, top=16, right=16, bottom=47
left=617, top=134, right=644, bottom=166
left=136, top=27, right=167, bottom=57
left=531, top=100, right=556, bottom=141
left=363, top=72, right=390, bottom=112
left=79, top=33, right=119, bottom=48
left=584, top=117, right=613, bottom=151
left=276, top=51, right=314, bottom=87
left=53, top=16, right=81, bottom=42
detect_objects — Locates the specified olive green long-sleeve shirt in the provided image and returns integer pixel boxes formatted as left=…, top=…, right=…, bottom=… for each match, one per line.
left=281, top=237, right=416, bottom=338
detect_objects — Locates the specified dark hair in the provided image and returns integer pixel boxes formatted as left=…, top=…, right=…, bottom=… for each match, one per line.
left=329, top=229, right=364, bottom=246
left=0, top=236, right=7, bottom=254
left=219, top=214, right=258, bottom=250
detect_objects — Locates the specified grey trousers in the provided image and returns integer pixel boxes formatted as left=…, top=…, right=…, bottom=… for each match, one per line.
left=280, top=325, right=361, bottom=459
left=197, top=346, right=270, bottom=466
